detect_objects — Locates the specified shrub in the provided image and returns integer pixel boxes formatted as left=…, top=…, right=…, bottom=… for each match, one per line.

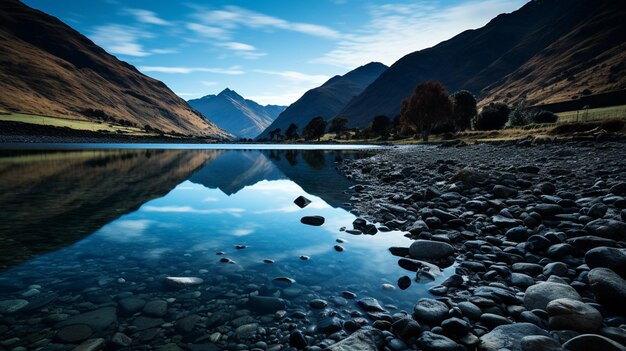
left=508, top=96, right=530, bottom=126
left=529, top=110, right=558, bottom=124
left=600, top=119, right=625, bottom=132
left=473, top=102, right=510, bottom=130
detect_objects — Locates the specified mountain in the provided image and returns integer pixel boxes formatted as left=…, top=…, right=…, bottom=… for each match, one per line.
left=188, top=88, right=286, bottom=139
left=337, top=0, right=626, bottom=127
left=257, top=62, right=387, bottom=139
left=0, top=0, right=230, bottom=139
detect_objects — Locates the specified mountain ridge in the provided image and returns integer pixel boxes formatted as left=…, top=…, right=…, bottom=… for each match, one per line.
left=0, top=0, right=230, bottom=138
left=188, top=88, right=286, bottom=139
left=337, top=0, right=626, bottom=127
left=257, top=62, right=387, bottom=139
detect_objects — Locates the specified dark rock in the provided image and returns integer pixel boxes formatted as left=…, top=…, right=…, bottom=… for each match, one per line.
left=164, top=277, right=204, bottom=288
left=457, top=301, right=481, bottom=320
left=327, top=329, right=383, bottom=351
left=585, top=247, right=626, bottom=278
left=413, top=298, right=449, bottom=325
left=610, top=182, right=626, bottom=195
left=398, top=276, right=411, bottom=290
left=493, top=185, right=518, bottom=198
left=176, top=314, right=200, bottom=334
left=309, top=299, right=327, bottom=309
left=584, top=219, right=626, bottom=241
left=417, top=331, right=462, bottom=351
left=492, top=215, right=519, bottom=229
left=118, top=297, right=145, bottom=315
left=547, top=298, right=603, bottom=333
left=506, top=226, right=530, bottom=242
left=301, top=215, right=325, bottom=226
left=143, top=300, right=167, bottom=317
left=334, top=245, right=344, bottom=252
left=289, top=330, right=307, bottom=349
left=588, top=267, right=626, bottom=313
left=317, top=316, right=342, bottom=333
left=441, top=317, right=471, bottom=339
left=478, top=323, right=549, bottom=351
left=56, top=307, right=117, bottom=330
left=409, top=240, right=454, bottom=260
left=392, top=317, right=422, bottom=340
left=294, top=196, right=311, bottom=208
left=480, top=313, right=511, bottom=328
left=532, top=204, right=564, bottom=217
left=520, top=335, right=562, bottom=351
left=56, top=324, right=93, bottom=343
left=524, top=282, right=581, bottom=310
left=357, top=297, right=386, bottom=312
left=248, top=296, right=286, bottom=313
left=562, top=334, right=626, bottom=351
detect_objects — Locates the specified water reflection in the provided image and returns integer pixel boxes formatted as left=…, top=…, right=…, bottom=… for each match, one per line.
left=0, top=148, right=449, bottom=350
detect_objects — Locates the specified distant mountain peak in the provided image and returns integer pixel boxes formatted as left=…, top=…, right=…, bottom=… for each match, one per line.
left=189, top=91, right=286, bottom=139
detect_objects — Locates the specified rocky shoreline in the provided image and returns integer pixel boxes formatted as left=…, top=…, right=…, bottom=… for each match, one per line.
left=335, top=139, right=626, bottom=351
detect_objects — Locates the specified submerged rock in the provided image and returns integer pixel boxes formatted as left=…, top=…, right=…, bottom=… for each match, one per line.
left=164, top=276, right=204, bottom=288
left=0, top=299, right=29, bottom=314
left=327, top=329, right=383, bottom=351
left=294, top=195, right=312, bottom=208
left=301, top=215, right=325, bottom=226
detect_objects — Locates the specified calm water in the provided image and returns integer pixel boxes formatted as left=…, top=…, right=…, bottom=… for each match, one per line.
left=0, top=146, right=449, bottom=349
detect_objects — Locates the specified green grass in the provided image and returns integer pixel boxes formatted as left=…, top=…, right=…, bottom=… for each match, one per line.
left=0, top=112, right=154, bottom=135
left=556, top=105, right=626, bottom=123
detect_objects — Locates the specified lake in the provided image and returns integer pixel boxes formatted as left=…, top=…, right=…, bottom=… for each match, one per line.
left=0, top=146, right=449, bottom=350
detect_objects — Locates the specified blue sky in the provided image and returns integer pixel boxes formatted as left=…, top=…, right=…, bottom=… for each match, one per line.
left=23, top=0, right=527, bottom=105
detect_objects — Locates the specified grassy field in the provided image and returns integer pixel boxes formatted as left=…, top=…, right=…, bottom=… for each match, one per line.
left=556, top=105, right=626, bottom=123
left=0, top=112, right=154, bottom=136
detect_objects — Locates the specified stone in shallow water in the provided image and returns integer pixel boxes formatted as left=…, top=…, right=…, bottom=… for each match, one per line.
left=164, top=277, right=203, bottom=288
left=301, top=215, right=325, bottom=226
left=357, top=297, right=385, bottom=312
left=272, top=276, right=295, bottom=286
left=0, top=299, right=29, bottom=314
left=294, top=196, right=312, bottom=208
left=132, top=316, right=164, bottom=331
left=118, top=297, right=146, bottom=315
left=327, top=329, right=383, bottom=351
left=73, top=338, right=105, bottom=351
left=317, top=316, right=342, bottom=333
left=397, top=276, right=411, bottom=290
left=248, top=295, right=286, bottom=314
left=56, top=324, right=93, bottom=343
left=56, top=307, right=117, bottom=330
left=143, top=300, right=168, bottom=317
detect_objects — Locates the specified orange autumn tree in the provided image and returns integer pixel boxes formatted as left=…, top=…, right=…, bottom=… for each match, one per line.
left=400, top=81, right=453, bottom=141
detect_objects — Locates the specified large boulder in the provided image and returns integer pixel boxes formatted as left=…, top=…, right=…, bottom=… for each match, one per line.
left=478, top=323, right=550, bottom=351
left=584, top=219, right=626, bottom=241
left=413, top=298, right=449, bottom=325
left=588, top=267, right=626, bottom=314
left=585, top=247, right=626, bottom=278
left=409, top=240, right=454, bottom=260
left=524, top=282, right=582, bottom=310
left=327, top=329, right=383, bottom=351
left=562, top=334, right=626, bottom=351
left=547, top=298, right=603, bottom=333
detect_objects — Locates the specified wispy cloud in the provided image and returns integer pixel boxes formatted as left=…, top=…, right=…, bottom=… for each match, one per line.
left=90, top=24, right=152, bottom=57
left=216, top=42, right=267, bottom=59
left=186, top=23, right=230, bottom=39
left=314, top=0, right=526, bottom=68
left=125, top=8, right=172, bottom=26
left=99, top=219, right=154, bottom=242
left=253, top=69, right=329, bottom=85
left=190, top=5, right=341, bottom=40
left=138, top=66, right=245, bottom=75
left=142, top=205, right=245, bottom=216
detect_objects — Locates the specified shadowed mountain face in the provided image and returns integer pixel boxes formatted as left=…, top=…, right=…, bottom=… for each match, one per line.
left=0, top=0, right=230, bottom=138
left=338, top=0, right=626, bottom=127
left=0, top=149, right=218, bottom=269
left=0, top=148, right=371, bottom=270
left=188, top=89, right=286, bottom=139
left=257, top=62, right=387, bottom=139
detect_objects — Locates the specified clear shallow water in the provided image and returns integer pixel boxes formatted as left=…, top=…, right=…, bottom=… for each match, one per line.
left=0, top=147, right=448, bottom=348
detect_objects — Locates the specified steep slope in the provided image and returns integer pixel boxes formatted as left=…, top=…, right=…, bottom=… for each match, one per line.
left=188, top=88, right=285, bottom=139
left=0, top=0, right=230, bottom=138
left=257, top=62, right=387, bottom=139
left=338, top=0, right=626, bottom=127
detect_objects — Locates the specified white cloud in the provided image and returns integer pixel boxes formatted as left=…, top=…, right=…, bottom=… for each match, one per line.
left=151, top=48, right=178, bottom=54
left=138, top=66, right=245, bottom=75
left=186, top=23, right=230, bottom=39
left=253, top=69, right=329, bottom=85
left=142, top=205, right=245, bottom=216
left=216, top=42, right=267, bottom=59
left=314, top=0, right=526, bottom=68
left=190, top=5, right=341, bottom=39
left=246, top=91, right=304, bottom=106
left=99, top=219, right=154, bottom=242
left=90, top=24, right=153, bottom=57
left=125, top=8, right=172, bottom=26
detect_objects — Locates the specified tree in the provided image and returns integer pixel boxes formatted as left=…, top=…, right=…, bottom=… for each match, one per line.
left=400, top=81, right=453, bottom=141
left=451, top=90, right=476, bottom=131
left=268, top=128, right=282, bottom=141
left=285, top=123, right=299, bottom=140
left=328, top=117, right=348, bottom=139
left=302, top=116, right=327, bottom=141
left=473, top=102, right=510, bottom=130
left=371, top=115, right=391, bottom=137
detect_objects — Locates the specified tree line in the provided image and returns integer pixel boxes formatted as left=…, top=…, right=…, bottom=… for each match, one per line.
left=261, top=80, right=558, bottom=142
